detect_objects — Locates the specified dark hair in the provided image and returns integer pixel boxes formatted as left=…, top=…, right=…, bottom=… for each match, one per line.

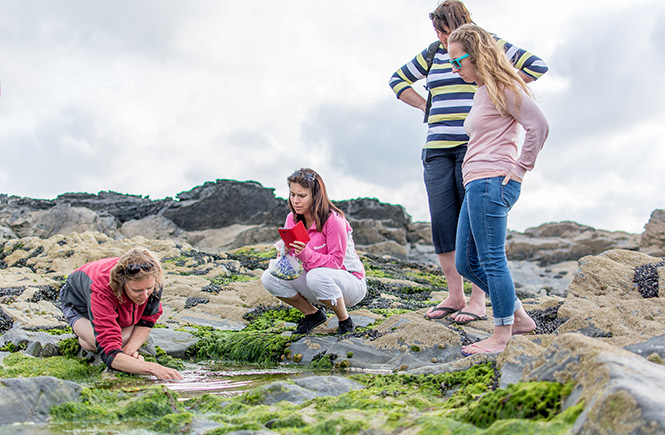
left=287, top=168, right=344, bottom=232
left=109, top=248, right=163, bottom=303
left=429, top=0, right=474, bottom=33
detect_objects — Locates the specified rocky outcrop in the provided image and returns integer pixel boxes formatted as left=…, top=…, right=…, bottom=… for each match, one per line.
left=641, top=209, right=665, bottom=257
left=506, top=221, right=641, bottom=267
left=1, top=182, right=661, bottom=269
left=0, top=182, right=422, bottom=259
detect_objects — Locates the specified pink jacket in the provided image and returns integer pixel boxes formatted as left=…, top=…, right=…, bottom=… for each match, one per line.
left=286, top=212, right=365, bottom=280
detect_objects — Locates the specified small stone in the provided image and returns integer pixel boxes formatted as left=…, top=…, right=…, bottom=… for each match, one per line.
left=399, top=364, right=408, bottom=371
left=293, top=353, right=303, bottom=363
left=647, top=353, right=664, bottom=365
left=431, top=357, right=439, bottom=363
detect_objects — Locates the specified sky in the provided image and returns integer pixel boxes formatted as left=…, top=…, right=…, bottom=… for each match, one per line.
left=1, top=0, right=663, bottom=234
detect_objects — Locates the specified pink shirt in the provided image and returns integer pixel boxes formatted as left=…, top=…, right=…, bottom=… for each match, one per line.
left=286, top=212, right=365, bottom=280
left=462, top=84, right=549, bottom=184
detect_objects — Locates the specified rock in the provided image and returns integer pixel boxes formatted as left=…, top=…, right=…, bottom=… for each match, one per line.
left=252, top=376, right=364, bottom=405
left=524, top=333, right=665, bottom=434
left=0, top=376, right=81, bottom=424
left=624, top=335, right=665, bottom=360
left=1, top=328, right=75, bottom=353
left=150, top=328, right=199, bottom=358
left=557, top=250, right=665, bottom=348
left=506, top=221, right=640, bottom=267
left=120, top=215, right=185, bottom=241
left=334, top=198, right=411, bottom=228
left=641, top=209, right=665, bottom=257
left=4, top=203, right=120, bottom=239
left=163, top=180, right=287, bottom=231
left=0, top=307, right=13, bottom=334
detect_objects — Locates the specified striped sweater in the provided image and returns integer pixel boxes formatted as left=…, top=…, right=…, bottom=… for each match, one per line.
left=389, top=36, right=548, bottom=149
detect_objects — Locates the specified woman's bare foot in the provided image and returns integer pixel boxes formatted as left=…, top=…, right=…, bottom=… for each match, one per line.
left=461, top=337, right=507, bottom=355
left=512, top=308, right=536, bottom=335
left=461, top=325, right=512, bottom=355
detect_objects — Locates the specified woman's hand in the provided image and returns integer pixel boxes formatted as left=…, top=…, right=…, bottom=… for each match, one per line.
left=502, top=171, right=522, bottom=185
left=289, top=241, right=306, bottom=255
left=126, top=351, right=144, bottom=361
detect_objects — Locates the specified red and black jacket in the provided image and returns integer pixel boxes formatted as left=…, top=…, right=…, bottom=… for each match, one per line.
left=59, top=257, right=162, bottom=367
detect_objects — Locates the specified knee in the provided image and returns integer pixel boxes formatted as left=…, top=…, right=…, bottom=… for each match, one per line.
left=304, top=268, right=328, bottom=289
left=261, top=270, right=281, bottom=296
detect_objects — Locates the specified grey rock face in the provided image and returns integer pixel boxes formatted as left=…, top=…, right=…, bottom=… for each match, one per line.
left=506, top=221, right=641, bottom=267
left=149, top=328, right=199, bottom=358
left=641, top=209, right=665, bottom=256
left=252, top=375, right=364, bottom=405
left=163, top=180, right=287, bottom=231
left=0, top=376, right=81, bottom=424
left=524, top=334, right=665, bottom=435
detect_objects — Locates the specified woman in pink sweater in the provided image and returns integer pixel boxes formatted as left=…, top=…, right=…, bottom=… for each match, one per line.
left=447, top=24, right=549, bottom=355
left=261, top=168, right=366, bottom=336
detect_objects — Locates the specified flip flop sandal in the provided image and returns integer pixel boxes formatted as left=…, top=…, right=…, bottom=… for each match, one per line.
left=450, top=311, right=488, bottom=325
left=425, top=306, right=458, bottom=320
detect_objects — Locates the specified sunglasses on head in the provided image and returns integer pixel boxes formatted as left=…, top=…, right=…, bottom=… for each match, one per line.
left=449, top=53, right=470, bottom=69
left=290, top=169, right=316, bottom=184
left=121, top=262, right=154, bottom=276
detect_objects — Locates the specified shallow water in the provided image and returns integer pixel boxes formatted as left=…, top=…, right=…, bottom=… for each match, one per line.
left=0, top=364, right=311, bottom=435
left=155, top=363, right=305, bottom=399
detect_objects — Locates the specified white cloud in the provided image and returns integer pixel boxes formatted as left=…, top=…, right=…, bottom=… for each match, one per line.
left=0, top=0, right=663, bottom=234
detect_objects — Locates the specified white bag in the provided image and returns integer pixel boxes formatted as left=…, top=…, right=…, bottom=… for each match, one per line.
left=268, top=240, right=303, bottom=280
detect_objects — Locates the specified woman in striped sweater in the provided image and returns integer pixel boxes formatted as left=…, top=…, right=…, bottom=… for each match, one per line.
left=389, top=0, right=548, bottom=325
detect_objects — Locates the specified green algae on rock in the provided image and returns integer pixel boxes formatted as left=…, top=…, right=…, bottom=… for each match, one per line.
left=0, top=353, right=103, bottom=381
left=188, top=329, right=294, bottom=364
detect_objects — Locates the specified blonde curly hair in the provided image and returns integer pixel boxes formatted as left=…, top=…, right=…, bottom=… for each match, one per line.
left=108, top=248, right=163, bottom=302
left=448, top=24, right=532, bottom=115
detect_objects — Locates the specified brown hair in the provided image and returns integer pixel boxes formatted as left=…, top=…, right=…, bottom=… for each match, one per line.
left=448, top=24, right=531, bottom=115
left=108, top=247, right=164, bottom=302
left=429, top=0, right=474, bottom=33
left=287, top=168, right=344, bottom=232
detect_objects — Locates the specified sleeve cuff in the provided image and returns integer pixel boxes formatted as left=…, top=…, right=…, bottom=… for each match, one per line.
left=136, top=320, right=155, bottom=328
left=512, top=165, right=527, bottom=180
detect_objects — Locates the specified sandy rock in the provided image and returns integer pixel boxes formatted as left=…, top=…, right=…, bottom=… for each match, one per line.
left=120, top=215, right=185, bottom=241
left=356, top=240, right=407, bottom=259
left=556, top=250, right=665, bottom=347
left=372, top=312, right=461, bottom=350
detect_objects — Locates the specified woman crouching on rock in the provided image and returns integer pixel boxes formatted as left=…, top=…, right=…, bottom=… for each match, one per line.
left=58, top=248, right=183, bottom=380
left=262, top=168, right=367, bottom=335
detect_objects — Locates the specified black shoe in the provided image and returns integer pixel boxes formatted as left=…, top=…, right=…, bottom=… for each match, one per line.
left=337, top=317, right=355, bottom=336
left=294, top=309, right=327, bottom=334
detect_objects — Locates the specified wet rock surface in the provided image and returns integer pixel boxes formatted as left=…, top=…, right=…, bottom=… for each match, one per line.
left=0, top=376, right=81, bottom=424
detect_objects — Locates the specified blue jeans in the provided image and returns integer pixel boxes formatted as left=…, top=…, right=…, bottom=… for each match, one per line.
left=455, top=177, right=523, bottom=326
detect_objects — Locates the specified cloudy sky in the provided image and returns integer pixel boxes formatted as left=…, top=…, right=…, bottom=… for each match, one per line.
left=1, top=0, right=663, bottom=234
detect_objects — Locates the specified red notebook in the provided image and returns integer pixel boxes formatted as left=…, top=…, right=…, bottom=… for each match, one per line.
left=278, top=220, right=310, bottom=246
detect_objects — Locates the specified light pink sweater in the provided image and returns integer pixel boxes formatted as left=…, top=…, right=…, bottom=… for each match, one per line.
left=462, top=84, right=549, bottom=185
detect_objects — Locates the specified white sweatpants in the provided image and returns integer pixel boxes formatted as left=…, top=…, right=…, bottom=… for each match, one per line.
left=261, top=267, right=366, bottom=307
